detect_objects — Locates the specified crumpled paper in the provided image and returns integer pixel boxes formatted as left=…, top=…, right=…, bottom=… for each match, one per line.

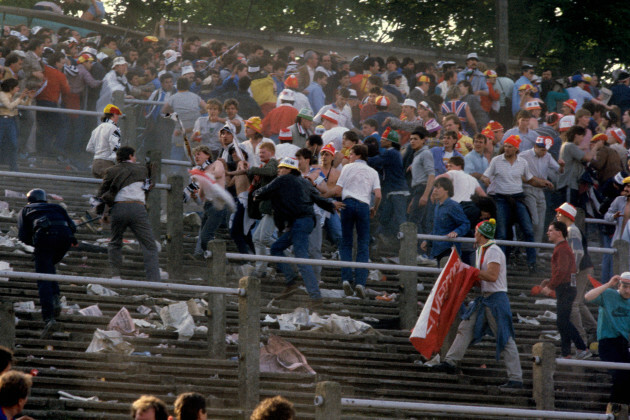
left=14, top=301, right=36, bottom=312
left=78, top=305, right=102, bottom=317
left=270, top=308, right=379, bottom=335
left=535, top=299, right=557, bottom=306
left=0, top=261, right=11, bottom=281
left=58, top=391, right=99, bottom=401
left=107, top=307, right=137, bottom=335
left=85, top=329, right=134, bottom=355
left=260, top=334, right=316, bottom=375
left=537, top=310, right=557, bottom=321
left=159, top=301, right=195, bottom=340
left=0, top=235, right=34, bottom=253
left=87, top=284, right=119, bottom=296
left=4, top=189, right=25, bottom=198
left=517, top=313, right=540, bottom=326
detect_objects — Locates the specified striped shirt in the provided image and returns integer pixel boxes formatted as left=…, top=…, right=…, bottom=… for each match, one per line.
left=484, top=154, right=533, bottom=195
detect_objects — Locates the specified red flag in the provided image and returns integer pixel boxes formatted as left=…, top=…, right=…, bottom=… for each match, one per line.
left=410, top=249, right=480, bottom=359
left=588, top=274, right=602, bottom=288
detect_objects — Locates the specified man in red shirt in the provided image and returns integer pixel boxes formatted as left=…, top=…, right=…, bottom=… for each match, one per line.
left=539, top=220, right=592, bottom=359
left=36, top=51, right=70, bottom=159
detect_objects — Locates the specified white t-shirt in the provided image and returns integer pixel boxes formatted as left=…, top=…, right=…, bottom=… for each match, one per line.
left=275, top=143, right=300, bottom=160
left=447, top=169, right=479, bottom=203
left=479, top=244, right=507, bottom=293
left=337, top=160, right=381, bottom=205
left=322, top=126, right=347, bottom=153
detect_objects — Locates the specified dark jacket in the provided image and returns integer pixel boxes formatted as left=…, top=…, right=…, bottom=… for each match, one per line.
left=18, top=202, right=76, bottom=246
left=368, top=147, right=409, bottom=194
left=98, top=161, right=148, bottom=206
left=254, top=173, right=335, bottom=230
left=248, top=158, right=278, bottom=215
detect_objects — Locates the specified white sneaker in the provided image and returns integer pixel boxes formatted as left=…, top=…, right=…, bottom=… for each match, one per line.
left=575, top=349, right=593, bottom=360
left=416, top=254, right=437, bottom=267
left=355, top=284, right=367, bottom=299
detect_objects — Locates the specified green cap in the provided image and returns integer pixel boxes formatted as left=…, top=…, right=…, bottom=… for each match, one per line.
left=297, top=108, right=314, bottom=121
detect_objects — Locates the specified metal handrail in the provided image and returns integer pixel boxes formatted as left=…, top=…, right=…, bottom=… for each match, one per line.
left=337, top=398, right=611, bottom=419
left=17, top=104, right=101, bottom=116
left=161, top=159, right=192, bottom=167
left=225, top=252, right=441, bottom=274
left=416, top=234, right=616, bottom=255
left=124, top=98, right=166, bottom=106
left=0, top=171, right=171, bottom=191
left=0, top=270, right=244, bottom=296
left=585, top=217, right=615, bottom=226
left=555, top=358, right=630, bottom=371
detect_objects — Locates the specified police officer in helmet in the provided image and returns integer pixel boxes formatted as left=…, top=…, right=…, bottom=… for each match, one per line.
left=18, top=188, right=77, bottom=338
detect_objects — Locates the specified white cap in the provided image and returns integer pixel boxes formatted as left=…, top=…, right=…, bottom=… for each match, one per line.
left=466, top=52, right=479, bottom=61
left=96, top=52, right=108, bottom=62
left=555, top=202, right=576, bottom=221
left=278, top=89, right=295, bottom=102
left=402, top=99, right=417, bottom=108
left=559, top=115, right=575, bottom=132
left=112, top=56, right=128, bottom=67
left=182, top=65, right=194, bottom=75
left=348, top=89, right=358, bottom=98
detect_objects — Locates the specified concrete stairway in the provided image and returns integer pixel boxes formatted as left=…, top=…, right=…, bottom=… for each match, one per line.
left=0, top=161, right=612, bottom=419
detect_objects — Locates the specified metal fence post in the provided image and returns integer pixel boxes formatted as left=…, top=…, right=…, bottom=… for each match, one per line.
left=147, top=150, right=162, bottom=241
left=112, top=90, right=127, bottom=143
left=532, top=342, right=556, bottom=410
left=399, top=222, right=418, bottom=330
left=207, top=240, right=226, bottom=359
left=238, top=276, right=260, bottom=415
left=166, top=175, right=183, bottom=280
left=315, top=381, right=341, bottom=420
left=613, top=240, right=628, bottom=276
left=609, top=404, right=629, bottom=420
left=0, top=302, right=15, bottom=349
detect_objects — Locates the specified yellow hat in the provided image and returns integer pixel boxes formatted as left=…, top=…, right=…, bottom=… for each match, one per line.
left=103, top=104, right=122, bottom=115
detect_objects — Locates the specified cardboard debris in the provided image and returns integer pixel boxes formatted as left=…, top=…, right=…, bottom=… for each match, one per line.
left=107, top=308, right=137, bottom=335
left=78, top=305, right=102, bottom=317
left=86, top=329, right=134, bottom=355
left=0, top=261, right=11, bottom=281
left=159, top=301, right=195, bottom=340
left=260, top=335, right=316, bottom=375
left=276, top=308, right=312, bottom=331
left=186, top=299, right=205, bottom=316
left=87, top=284, right=119, bottom=296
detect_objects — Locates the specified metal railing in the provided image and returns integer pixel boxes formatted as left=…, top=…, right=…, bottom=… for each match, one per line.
left=313, top=381, right=613, bottom=419
left=0, top=170, right=171, bottom=190
left=0, top=270, right=242, bottom=295
left=416, top=234, right=616, bottom=255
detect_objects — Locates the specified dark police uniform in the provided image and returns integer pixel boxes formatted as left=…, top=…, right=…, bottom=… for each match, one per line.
left=18, top=190, right=76, bottom=324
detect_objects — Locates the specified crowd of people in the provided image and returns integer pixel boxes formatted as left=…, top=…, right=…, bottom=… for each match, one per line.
left=3, top=16, right=630, bottom=415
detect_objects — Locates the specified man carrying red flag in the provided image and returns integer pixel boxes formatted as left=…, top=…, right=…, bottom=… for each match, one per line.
left=433, top=218, right=524, bottom=392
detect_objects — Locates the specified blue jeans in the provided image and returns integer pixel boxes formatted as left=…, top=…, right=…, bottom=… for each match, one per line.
left=195, top=201, right=228, bottom=255
left=600, top=231, right=613, bottom=283
left=340, top=198, right=370, bottom=286
left=270, top=216, right=320, bottom=299
left=379, top=193, right=408, bottom=237
left=493, top=194, right=536, bottom=266
left=324, top=211, right=342, bottom=247
left=34, top=228, right=72, bottom=321
left=0, top=116, right=18, bottom=171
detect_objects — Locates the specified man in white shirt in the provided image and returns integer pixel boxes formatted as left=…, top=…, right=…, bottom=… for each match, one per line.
left=333, top=144, right=381, bottom=299
left=321, top=108, right=347, bottom=166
